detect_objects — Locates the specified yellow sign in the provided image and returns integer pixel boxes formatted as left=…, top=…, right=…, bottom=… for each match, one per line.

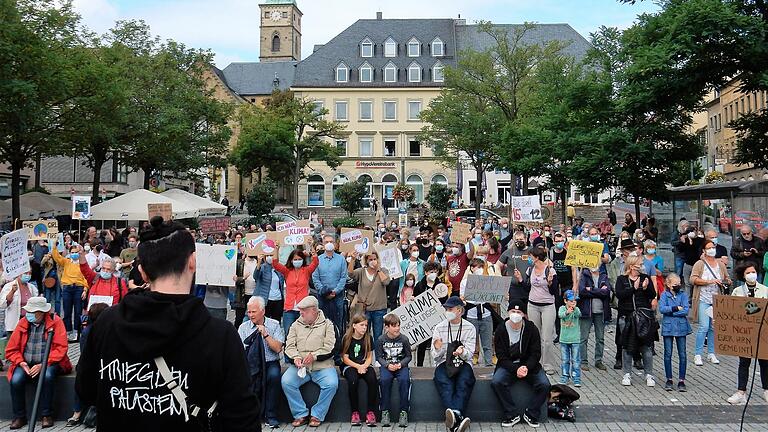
left=564, top=240, right=604, bottom=269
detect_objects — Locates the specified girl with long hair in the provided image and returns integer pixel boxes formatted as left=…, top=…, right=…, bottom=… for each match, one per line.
left=341, top=315, right=377, bottom=426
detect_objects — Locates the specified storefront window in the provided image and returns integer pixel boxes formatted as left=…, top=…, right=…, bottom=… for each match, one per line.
left=407, top=174, right=424, bottom=204
left=307, top=175, right=324, bottom=207
left=332, top=174, right=349, bottom=206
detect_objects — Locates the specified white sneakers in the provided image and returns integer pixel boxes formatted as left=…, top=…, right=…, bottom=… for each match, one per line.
left=727, top=391, right=747, bottom=404
left=695, top=354, right=720, bottom=365
left=694, top=355, right=703, bottom=366
left=646, top=375, right=655, bottom=387
left=708, top=354, right=720, bottom=364
left=622, top=373, right=631, bottom=386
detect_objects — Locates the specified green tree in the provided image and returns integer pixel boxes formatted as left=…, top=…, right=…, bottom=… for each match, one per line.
left=229, top=104, right=293, bottom=182
left=246, top=180, right=277, bottom=219
left=425, top=183, right=455, bottom=221
left=335, top=180, right=367, bottom=217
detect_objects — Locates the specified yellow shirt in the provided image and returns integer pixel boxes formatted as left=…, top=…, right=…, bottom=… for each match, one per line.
left=52, top=247, right=89, bottom=288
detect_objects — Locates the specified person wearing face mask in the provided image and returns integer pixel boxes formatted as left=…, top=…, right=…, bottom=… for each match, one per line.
left=51, top=237, right=88, bottom=342
left=446, top=240, right=475, bottom=297
left=76, top=246, right=128, bottom=308
left=520, top=246, right=559, bottom=375
left=459, top=257, right=497, bottom=367
left=414, top=262, right=452, bottom=366
left=577, top=264, right=612, bottom=372
left=731, top=225, right=766, bottom=280
left=491, top=299, right=550, bottom=428
left=399, top=244, right=425, bottom=295
left=85, top=243, right=108, bottom=272
left=417, top=228, right=435, bottom=261
left=532, top=225, right=554, bottom=249
left=679, top=226, right=705, bottom=298
left=671, top=219, right=689, bottom=279
left=429, top=239, right=449, bottom=268
left=701, top=229, right=729, bottom=267
left=471, top=228, right=485, bottom=247
left=273, top=246, right=320, bottom=337
left=399, top=274, right=418, bottom=304
left=727, top=263, right=768, bottom=404
left=312, top=235, right=349, bottom=334
left=497, top=233, right=531, bottom=303
left=119, top=234, right=139, bottom=275
left=347, top=252, right=391, bottom=343
left=658, top=273, right=690, bottom=392
left=690, top=240, right=730, bottom=367
left=437, top=226, right=451, bottom=245
left=0, top=270, right=39, bottom=336
left=253, top=253, right=286, bottom=322
left=642, top=240, right=664, bottom=297
left=550, top=233, right=579, bottom=343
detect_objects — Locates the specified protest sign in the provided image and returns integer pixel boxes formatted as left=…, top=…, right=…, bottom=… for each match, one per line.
left=147, top=203, right=173, bottom=221
left=199, top=217, right=231, bottom=235
left=392, top=290, right=446, bottom=345
left=284, top=220, right=313, bottom=246
left=464, top=275, right=512, bottom=304
left=450, top=222, right=472, bottom=244
left=245, top=233, right=269, bottom=257
left=194, top=243, right=237, bottom=287
left=339, top=228, right=374, bottom=255
left=88, top=295, right=114, bottom=310
left=564, top=240, right=604, bottom=269
left=1, top=229, right=31, bottom=279
left=72, top=195, right=91, bottom=220
left=713, top=295, right=768, bottom=360
left=375, top=243, right=404, bottom=279
left=511, top=195, right=543, bottom=222
left=22, top=219, right=58, bottom=241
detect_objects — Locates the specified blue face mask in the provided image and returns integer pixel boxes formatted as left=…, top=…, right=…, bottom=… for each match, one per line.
left=25, top=312, right=37, bottom=324
left=70, top=253, right=80, bottom=261
left=590, top=235, right=600, bottom=242
left=292, top=260, right=304, bottom=268
left=711, top=237, right=719, bottom=245
left=527, top=257, right=534, bottom=265
left=646, top=248, right=656, bottom=255
left=100, top=270, right=113, bottom=279
left=555, top=242, right=565, bottom=249
left=20, top=274, right=31, bottom=284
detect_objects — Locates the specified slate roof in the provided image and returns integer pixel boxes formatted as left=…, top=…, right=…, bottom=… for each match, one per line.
left=221, top=61, right=297, bottom=95
left=456, top=23, right=591, bottom=62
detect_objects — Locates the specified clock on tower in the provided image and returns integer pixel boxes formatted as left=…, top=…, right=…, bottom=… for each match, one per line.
left=259, top=0, right=302, bottom=62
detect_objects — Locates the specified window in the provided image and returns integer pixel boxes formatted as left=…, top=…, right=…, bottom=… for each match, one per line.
left=307, top=175, right=324, bottom=207
left=359, top=100, right=373, bottom=121
left=384, top=38, right=397, bottom=57
left=408, top=100, right=422, bottom=120
left=271, top=34, right=281, bottom=52
left=360, top=38, right=373, bottom=58
left=359, top=62, right=373, bottom=83
left=407, top=174, right=424, bottom=203
left=408, top=38, right=420, bottom=57
left=335, top=101, right=348, bottom=121
left=312, top=101, right=324, bottom=116
left=282, top=11, right=288, bottom=18
left=383, top=101, right=397, bottom=121
left=359, top=138, right=373, bottom=156
left=431, top=174, right=448, bottom=185
left=264, top=11, right=269, bottom=18
left=384, top=139, right=397, bottom=157
left=335, top=139, right=347, bottom=156
left=332, top=174, right=349, bottom=206
left=431, top=38, right=444, bottom=56
left=409, top=139, right=420, bottom=156
left=384, top=62, right=397, bottom=83
left=408, top=62, right=421, bottom=82
left=433, top=62, right=444, bottom=82
left=335, top=63, right=348, bottom=83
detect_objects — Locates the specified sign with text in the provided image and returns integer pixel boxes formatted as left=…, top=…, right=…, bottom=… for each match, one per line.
left=375, top=243, right=404, bottom=280
left=464, top=275, right=512, bottom=304
left=194, top=243, right=237, bottom=287
left=71, top=195, right=91, bottom=220
left=245, top=233, right=277, bottom=257
left=1, top=229, right=31, bottom=279
left=564, top=240, right=604, bottom=269
left=450, top=222, right=472, bottom=244
left=392, top=290, right=446, bottom=346
left=22, top=219, right=58, bottom=241
left=511, top=195, right=543, bottom=222
left=199, top=217, right=231, bottom=235
left=713, top=295, right=768, bottom=360
left=284, top=220, right=313, bottom=246
left=339, top=228, right=374, bottom=255
left=87, top=295, right=114, bottom=310
left=147, top=203, right=173, bottom=221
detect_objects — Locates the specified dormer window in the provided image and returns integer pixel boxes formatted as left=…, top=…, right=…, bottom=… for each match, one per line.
left=384, top=62, right=397, bottom=83
left=408, top=38, right=420, bottom=57
left=359, top=62, right=373, bottom=83
left=431, top=37, right=444, bottom=57
left=384, top=37, right=397, bottom=57
left=336, top=62, right=348, bottom=83
left=408, top=62, right=422, bottom=83
left=433, top=61, right=444, bottom=82
left=360, top=38, right=373, bottom=58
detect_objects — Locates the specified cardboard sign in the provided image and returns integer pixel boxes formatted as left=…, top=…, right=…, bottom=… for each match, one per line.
left=450, top=222, right=472, bottom=244
left=194, top=243, right=237, bottom=287
left=464, top=275, right=512, bottom=304
left=564, top=240, right=604, bottom=269
left=147, top=203, right=173, bottom=221
left=1, top=229, right=31, bottom=279
left=22, top=219, right=58, bottom=241
left=713, top=295, right=768, bottom=360
left=87, top=295, right=114, bottom=310
left=339, top=228, right=374, bottom=255
left=72, top=195, right=91, bottom=220
left=511, top=195, right=543, bottom=222
left=392, top=290, right=447, bottom=346
left=375, top=243, right=404, bottom=280
left=199, top=217, right=231, bottom=235
left=284, top=220, right=313, bottom=246
left=245, top=233, right=279, bottom=257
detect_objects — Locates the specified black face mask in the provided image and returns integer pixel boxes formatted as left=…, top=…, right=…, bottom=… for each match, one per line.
left=671, top=285, right=681, bottom=293
left=516, top=242, right=526, bottom=249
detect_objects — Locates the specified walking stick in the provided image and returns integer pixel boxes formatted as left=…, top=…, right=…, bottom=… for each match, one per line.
left=28, top=328, right=55, bottom=432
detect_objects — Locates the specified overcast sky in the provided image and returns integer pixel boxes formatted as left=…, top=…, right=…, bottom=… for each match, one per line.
left=72, top=0, right=660, bottom=68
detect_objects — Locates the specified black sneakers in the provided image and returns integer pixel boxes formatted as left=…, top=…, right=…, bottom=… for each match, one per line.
left=502, top=416, right=521, bottom=427
left=523, top=412, right=540, bottom=428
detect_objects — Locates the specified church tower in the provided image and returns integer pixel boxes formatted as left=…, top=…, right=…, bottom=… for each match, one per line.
left=259, top=0, right=302, bottom=62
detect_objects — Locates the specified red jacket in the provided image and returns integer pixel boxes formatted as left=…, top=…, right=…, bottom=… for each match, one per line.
left=80, top=262, right=127, bottom=306
left=5, top=313, right=68, bottom=381
left=272, top=255, right=319, bottom=311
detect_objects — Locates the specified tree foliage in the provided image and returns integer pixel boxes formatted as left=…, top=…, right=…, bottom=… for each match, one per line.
left=229, top=103, right=293, bottom=182
left=246, top=180, right=277, bottom=218
left=334, top=180, right=367, bottom=217
left=425, top=183, right=454, bottom=219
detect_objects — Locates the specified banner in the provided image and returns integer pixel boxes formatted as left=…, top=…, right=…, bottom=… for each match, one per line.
left=199, top=217, right=231, bottom=235
left=1, top=229, right=31, bottom=279
left=391, top=290, right=446, bottom=346
left=511, top=195, right=543, bottom=222
left=564, top=240, right=604, bottom=269
left=245, top=233, right=278, bottom=258
left=194, top=243, right=237, bottom=287
left=339, top=228, right=374, bottom=255
left=713, top=295, right=768, bottom=360
left=22, top=219, right=58, bottom=241
left=148, top=203, right=173, bottom=221
left=464, top=275, right=512, bottom=304
left=450, top=222, right=472, bottom=244
left=72, top=195, right=91, bottom=220
left=375, top=243, right=404, bottom=279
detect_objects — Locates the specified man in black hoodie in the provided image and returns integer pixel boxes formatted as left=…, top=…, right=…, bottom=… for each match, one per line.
left=491, top=299, right=550, bottom=428
left=76, top=216, right=260, bottom=431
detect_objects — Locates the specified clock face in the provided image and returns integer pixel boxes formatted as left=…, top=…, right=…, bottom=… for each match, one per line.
left=270, top=11, right=281, bottom=21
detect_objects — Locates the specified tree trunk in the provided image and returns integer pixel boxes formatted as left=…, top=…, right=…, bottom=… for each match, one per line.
left=475, top=164, right=482, bottom=219
left=634, top=194, right=641, bottom=227
left=142, top=169, right=151, bottom=189
left=91, top=159, right=105, bottom=204
left=11, top=162, right=21, bottom=224
left=560, top=187, right=567, bottom=226
left=292, top=154, right=301, bottom=215
left=34, top=154, right=41, bottom=189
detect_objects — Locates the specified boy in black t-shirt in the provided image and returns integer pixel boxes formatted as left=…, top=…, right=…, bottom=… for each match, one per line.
left=375, top=314, right=412, bottom=427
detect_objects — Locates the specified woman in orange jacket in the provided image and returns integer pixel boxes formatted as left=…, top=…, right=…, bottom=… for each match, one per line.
left=271, top=246, right=319, bottom=336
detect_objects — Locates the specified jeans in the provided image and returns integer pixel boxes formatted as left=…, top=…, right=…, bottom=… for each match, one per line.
left=618, top=316, right=654, bottom=376
left=318, top=293, right=346, bottom=333
left=10, top=363, right=60, bottom=418
left=366, top=309, right=387, bottom=347
left=561, top=343, right=581, bottom=384
left=468, top=315, right=494, bottom=366
left=579, top=314, right=605, bottom=365
left=61, top=284, right=84, bottom=332
left=675, top=256, right=685, bottom=279
left=737, top=357, right=768, bottom=391
left=280, top=366, right=339, bottom=421
left=263, top=361, right=282, bottom=423
left=380, top=366, right=411, bottom=413
left=44, top=284, right=61, bottom=315
left=695, top=302, right=714, bottom=356
left=433, top=362, right=475, bottom=414
left=343, top=367, right=378, bottom=413
left=663, top=336, right=687, bottom=381
left=491, top=367, right=550, bottom=418
left=527, top=302, right=558, bottom=372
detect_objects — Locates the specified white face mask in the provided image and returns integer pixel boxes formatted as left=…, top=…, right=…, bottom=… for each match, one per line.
left=444, top=311, right=457, bottom=321
left=745, top=272, right=758, bottom=283
left=265, top=256, right=273, bottom=264
left=687, top=231, right=696, bottom=238
left=427, top=273, right=438, bottom=282
left=405, top=280, right=415, bottom=287
left=324, top=242, right=335, bottom=252
left=473, top=268, right=484, bottom=275
left=410, top=251, right=419, bottom=259
left=509, top=313, right=523, bottom=323
left=452, top=247, right=461, bottom=256
left=705, top=248, right=717, bottom=257
left=628, top=251, right=638, bottom=257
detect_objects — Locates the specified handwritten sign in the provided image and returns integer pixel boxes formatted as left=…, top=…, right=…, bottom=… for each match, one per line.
left=450, top=222, right=472, bottom=244
left=147, top=203, right=173, bottom=221
left=72, top=195, right=91, bottom=220
left=339, top=228, right=374, bottom=255
left=375, top=243, right=404, bottom=279
left=564, top=240, right=604, bottom=269
left=284, top=221, right=313, bottom=246
left=511, top=195, right=543, bottom=222
left=194, top=243, right=237, bottom=287
left=392, top=290, right=446, bottom=345
left=87, top=295, right=114, bottom=310
left=199, top=217, right=231, bottom=235
left=245, top=233, right=272, bottom=257
left=1, top=229, right=31, bottom=279
left=22, top=219, right=58, bottom=241
left=464, top=275, right=512, bottom=304
left=714, top=295, right=768, bottom=360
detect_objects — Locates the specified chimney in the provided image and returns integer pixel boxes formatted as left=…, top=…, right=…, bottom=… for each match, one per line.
left=376, top=11, right=383, bottom=20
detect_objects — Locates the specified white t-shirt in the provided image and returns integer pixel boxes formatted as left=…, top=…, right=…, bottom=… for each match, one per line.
left=243, top=258, right=258, bottom=296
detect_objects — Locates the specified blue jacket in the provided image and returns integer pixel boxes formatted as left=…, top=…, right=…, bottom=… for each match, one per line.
left=312, top=252, right=348, bottom=296
left=399, top=258, right=425, bottom=292
left=658, top=290, right=691, bottom=337
left=577, top=269, right=612, bottom=320
left=253, top=262, right=285, bottom=301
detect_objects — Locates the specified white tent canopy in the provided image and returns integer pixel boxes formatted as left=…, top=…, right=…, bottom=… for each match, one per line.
left=160, top=189, right=227, bottom=216
left=89, top=189, right=199, bottom=220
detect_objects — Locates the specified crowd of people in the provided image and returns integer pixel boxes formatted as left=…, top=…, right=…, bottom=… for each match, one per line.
left=0, top=208, right=766, bottom=430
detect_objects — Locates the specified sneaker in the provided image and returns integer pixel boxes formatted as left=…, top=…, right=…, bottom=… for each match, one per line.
left=622, top=373, right=631, bottom=386
left=581, top=363, right=590, bottom=371
left=595, top=361, right=608, bottom=371
left=398, top=411, right=408, bottom=428
left=381, top=411, right=391, bottom=427
left=456, top=417, right=471, bottom=432
left=444, top=409, right=456, bottom=431
left=764, top=390, right=768, bottom=404
left=728, top=391, right=747, bottom=404
left=267, top=419, right=280, bottom=429
left=351, top=411, right=362, bottom=426
left=664, top=379, right=674, bottom=391
left=708, top=354, right=720, bottom=364
left=574, top=381, right=582, bottom=387
left=694, top=355, right=703, bottom=366
left=523, top=412, right=540, bottom=428
left=646, top=375, right=656, bottom=387
left=366, top=411, right=376, bottom=427
left=501, top=416, right=521, bottom=427
left=678, top=381, right=687, bottom=392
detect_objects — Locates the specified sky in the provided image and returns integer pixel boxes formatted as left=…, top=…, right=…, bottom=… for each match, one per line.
left=71, top=0, right=661, bottom=68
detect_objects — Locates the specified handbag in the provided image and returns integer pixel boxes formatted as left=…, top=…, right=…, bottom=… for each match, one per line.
left=43, top=277, right=56, bottom=289
left=444, top=320, right=464, bottom=378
